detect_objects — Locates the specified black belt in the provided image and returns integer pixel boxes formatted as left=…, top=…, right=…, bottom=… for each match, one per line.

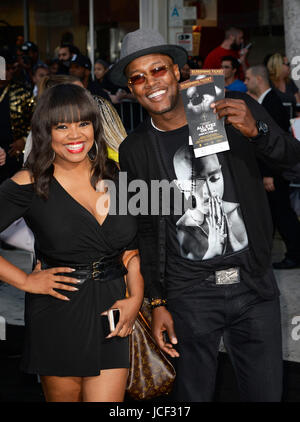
left=41, top=255, right=127, bottom=284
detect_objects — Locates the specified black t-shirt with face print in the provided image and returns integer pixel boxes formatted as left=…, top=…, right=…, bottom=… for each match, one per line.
left=150, top=121, right=252, bottom=298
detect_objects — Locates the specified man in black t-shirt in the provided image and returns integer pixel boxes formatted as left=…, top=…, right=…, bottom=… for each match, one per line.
left=109, top=29, right=300, bottom=402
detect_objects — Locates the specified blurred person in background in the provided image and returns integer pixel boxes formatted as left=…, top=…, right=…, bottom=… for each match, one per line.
left=267, top=53, right=300, bottom=109
left=94, top=59, right=110, bottom=85
left=70, top=55, right=110, bottom=101
left=188, top=56, right=204, bottom=69
left=57, top=44, right=80, bottom=75
left=0, top=50, right=34, bottom=183
left=245, top=64, right=300, bottom=269
left=222, top=56, right=247, bottom=93
left=179, top=62, right=191, bottom=82
left=15, top=35, right=24, bottom=48
left=32, top=64, right=50, bottom=97
left=20, top=42, right=44, bottom=68
left=204, top=27, right=250, bottom=79
left=47, top=59, right=60, bottom=75
left=15, top=45, right=33, bottom=89
left=94, top=58, right=135, bottom=104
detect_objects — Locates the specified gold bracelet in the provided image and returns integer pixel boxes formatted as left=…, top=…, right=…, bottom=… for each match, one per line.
left=150, top=298, right=167, bottom=309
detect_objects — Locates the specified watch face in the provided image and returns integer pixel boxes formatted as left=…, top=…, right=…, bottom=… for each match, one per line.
left=257, top=120, right=269, bottom=134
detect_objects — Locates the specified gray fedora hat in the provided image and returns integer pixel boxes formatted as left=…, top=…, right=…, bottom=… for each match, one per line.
left=108, top=29, right=188, bottom=87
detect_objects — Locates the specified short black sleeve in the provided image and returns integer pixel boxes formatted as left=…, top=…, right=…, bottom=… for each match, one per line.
left=0, top=179, right=34, bottom=232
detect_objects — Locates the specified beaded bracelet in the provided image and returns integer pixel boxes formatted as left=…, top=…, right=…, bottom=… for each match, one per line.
left=150, top=298, right=167, bottom=309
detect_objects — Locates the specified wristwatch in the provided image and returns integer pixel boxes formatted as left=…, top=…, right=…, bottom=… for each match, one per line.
left=249, top=120, right=269, bottom=140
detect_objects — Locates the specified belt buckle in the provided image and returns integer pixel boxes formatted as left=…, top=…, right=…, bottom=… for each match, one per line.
left=92, top=260, right=100, bottom=279
left=215, top=267, right=240, bottom=285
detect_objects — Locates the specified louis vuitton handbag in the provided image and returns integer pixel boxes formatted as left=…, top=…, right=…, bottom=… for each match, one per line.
left=123, top=250, right=176, bottom=401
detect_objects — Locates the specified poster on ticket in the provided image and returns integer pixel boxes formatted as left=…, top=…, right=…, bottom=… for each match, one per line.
left=180, top=77, right=229, bottom=157
left=190, top=68, right=225, bottom=100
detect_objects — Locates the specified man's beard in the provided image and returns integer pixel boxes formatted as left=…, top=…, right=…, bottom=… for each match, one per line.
left=60, top=60, right=70, bottom=68
left=230, top=42, right=241, bottom=51
left=149, top=90, right=180, bottom=115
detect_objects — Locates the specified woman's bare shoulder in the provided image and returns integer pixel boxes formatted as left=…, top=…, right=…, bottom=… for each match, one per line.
left=11, top=169, right=34, bottom=185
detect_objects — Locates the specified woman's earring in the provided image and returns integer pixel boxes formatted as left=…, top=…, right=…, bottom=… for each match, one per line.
left=89, top=141, right=98, bottom=162
left=94, top=141, right=99, bottom=157
left=52, top=151, right=56, bottom=162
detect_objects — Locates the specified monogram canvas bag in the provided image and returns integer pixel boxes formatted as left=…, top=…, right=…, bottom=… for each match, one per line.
left=123, top=250, right=176, bottom=400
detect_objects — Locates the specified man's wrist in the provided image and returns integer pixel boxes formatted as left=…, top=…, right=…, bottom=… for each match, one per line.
left=150, top=298, right=167, bottom=310
left=248, top=126, right=259, bottom=138
left=248, top=120, right=269, bottom=141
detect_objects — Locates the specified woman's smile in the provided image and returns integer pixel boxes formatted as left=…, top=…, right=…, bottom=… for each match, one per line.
left=64, top=142, right=85, bottom=154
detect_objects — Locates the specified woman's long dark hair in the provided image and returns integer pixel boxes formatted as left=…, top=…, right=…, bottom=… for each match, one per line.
left=26, top=84, right=117, bottom=199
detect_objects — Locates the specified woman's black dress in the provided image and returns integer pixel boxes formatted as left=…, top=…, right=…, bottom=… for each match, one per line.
left=0, top=177, right=137, bottom=376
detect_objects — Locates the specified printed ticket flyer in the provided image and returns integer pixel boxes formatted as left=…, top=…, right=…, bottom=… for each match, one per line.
left=190, top=68, right=225, bottom=101
left=180, top=77, right=230, bottom=157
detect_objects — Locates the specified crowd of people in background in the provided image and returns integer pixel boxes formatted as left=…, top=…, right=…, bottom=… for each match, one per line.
left=2, top=27, right=300, bottom=110
left=1, top=26, right=300, bottom=270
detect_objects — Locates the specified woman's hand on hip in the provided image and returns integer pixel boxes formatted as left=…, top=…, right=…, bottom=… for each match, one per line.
left=24, top=260, right=80, bottom=301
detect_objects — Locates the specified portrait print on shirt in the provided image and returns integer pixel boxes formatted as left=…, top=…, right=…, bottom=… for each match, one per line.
left=173, top=145, right=248, bottom=261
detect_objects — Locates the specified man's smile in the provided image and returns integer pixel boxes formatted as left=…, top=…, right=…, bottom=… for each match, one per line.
left=147, top=89, right=167, bottom=100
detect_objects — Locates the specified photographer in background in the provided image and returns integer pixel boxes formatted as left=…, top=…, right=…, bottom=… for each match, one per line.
left=0, top=50, right=34, bottom=183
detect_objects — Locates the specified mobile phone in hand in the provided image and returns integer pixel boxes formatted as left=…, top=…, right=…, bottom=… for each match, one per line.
left=101, top=309, right=120, bottom=337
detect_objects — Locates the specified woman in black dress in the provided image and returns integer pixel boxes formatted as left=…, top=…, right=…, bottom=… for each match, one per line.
left=0, top=84, right=144, bottom=401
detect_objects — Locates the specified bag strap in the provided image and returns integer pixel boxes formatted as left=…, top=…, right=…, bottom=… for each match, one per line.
left=123, top=249, right=139, bottom=298
left=122, top=249, right=151, bottom=328
left=123, top=249, right=139, bottom=269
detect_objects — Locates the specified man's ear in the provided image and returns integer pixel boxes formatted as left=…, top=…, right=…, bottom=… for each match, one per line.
left=256, top=75, right=263, bottom=85
left=128, top=83, right=133, bottom=94
left=173, top=63, right=181, bottom=81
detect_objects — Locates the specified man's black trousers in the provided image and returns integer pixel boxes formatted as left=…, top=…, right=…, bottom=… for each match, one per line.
left=167, top=274, right=283, bottom=402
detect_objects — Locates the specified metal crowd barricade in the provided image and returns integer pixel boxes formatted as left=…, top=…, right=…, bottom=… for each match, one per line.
left=282, top=102, right=294, bottom=120
left=282, top=102, right=300, bottom=121
left=115, top=101, right=148, bottom=133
